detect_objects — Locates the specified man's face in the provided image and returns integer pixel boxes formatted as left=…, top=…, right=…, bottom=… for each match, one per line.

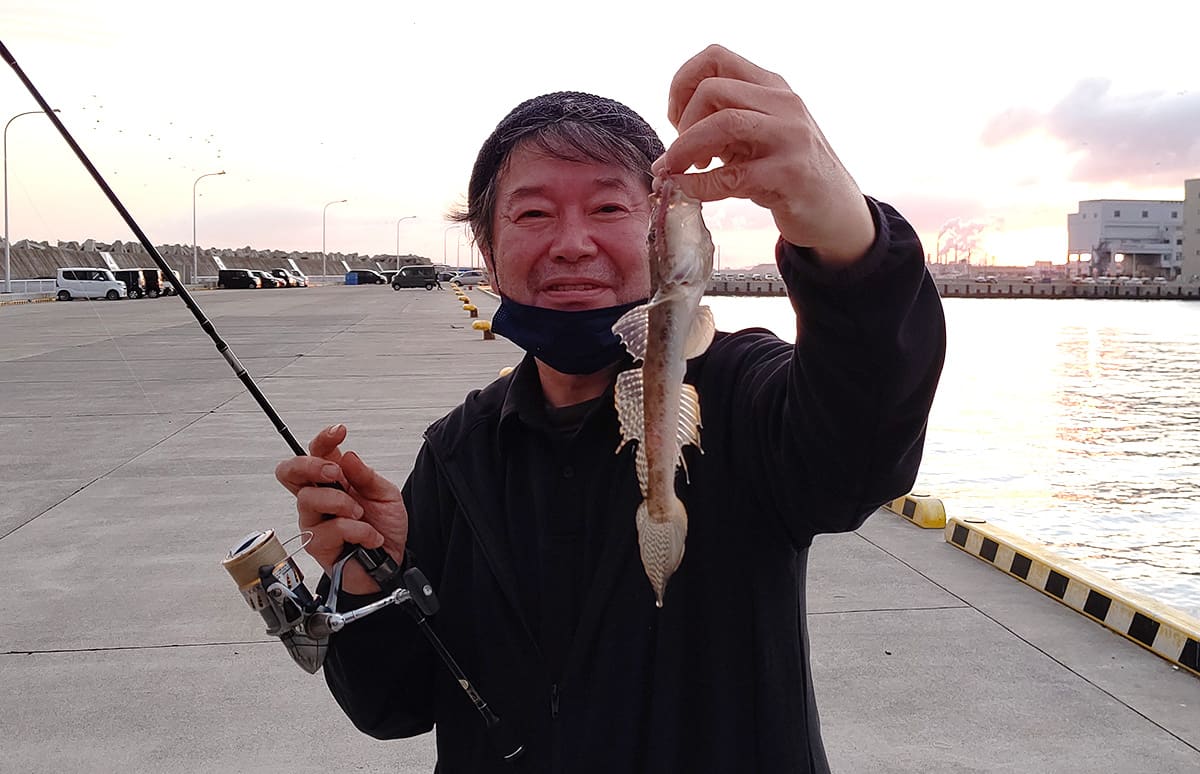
left=484, top=145, right=652, bottom=310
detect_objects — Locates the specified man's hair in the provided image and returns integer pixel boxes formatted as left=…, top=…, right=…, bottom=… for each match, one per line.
left=450, top=92, right=666, bottom=256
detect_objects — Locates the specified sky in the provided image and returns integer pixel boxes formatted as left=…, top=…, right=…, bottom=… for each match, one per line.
left=2, top=0, right=1198, bottom=269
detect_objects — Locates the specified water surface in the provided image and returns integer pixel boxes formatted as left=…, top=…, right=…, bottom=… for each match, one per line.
left=707, top=295, right=1200, bottom=619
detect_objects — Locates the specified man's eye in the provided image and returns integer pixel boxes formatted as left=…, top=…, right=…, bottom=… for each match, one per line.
left=518, top=210, right=546, bottom=220
left=596, top=205, right=626, bottom=215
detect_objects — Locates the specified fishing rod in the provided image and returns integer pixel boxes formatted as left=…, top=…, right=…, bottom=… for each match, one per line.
left=0, top=40, right=523, bottom=761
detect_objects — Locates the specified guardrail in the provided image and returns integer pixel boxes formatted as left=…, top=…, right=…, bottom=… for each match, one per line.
left=0, top=279, right=56, bottom=294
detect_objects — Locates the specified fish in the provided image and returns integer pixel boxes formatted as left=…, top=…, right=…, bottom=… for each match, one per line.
left=612, top=177, right=716, bottom=607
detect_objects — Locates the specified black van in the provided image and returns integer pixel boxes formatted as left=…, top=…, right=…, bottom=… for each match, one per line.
left=113, top=269, right=148, bottom=299
left=136, top=268, right=166, bottom=298
left=345, top=269, right=386, bottom=285
left=217, top=269, right=260, bottom=289
left=391, top=265, right=438, bottom=290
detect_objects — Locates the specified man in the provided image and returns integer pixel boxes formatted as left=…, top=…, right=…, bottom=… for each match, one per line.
left=276, top=44, right=945, bottom=773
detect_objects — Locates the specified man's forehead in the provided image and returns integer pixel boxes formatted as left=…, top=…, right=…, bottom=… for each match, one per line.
left=504, top=175, right=640, bottom=202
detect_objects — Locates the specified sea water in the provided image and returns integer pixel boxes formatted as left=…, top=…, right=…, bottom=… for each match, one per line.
left=707, top=295, right=1200, bottom=619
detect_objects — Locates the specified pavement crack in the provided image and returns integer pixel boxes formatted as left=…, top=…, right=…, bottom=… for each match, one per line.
left=3, top=640, right=272, bottom=656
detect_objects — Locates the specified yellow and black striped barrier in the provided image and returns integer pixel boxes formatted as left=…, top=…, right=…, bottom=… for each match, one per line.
left=0, top=296, right=55, bottom=306
left=883, top=493, right=946, bottom=529
left=945, top=516, right=1200, bottom=677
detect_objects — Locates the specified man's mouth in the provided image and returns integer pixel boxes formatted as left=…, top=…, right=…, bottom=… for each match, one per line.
left=545, top=282, right=605, bottom=292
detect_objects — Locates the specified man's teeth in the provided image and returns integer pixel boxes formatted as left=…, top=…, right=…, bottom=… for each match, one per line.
left=550, top=283, right=598, bottom=291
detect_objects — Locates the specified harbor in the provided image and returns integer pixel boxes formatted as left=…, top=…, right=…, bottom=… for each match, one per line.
left=704, top=277, right=1200, bottom=299
left=1, top=286, right=1197, bottom=772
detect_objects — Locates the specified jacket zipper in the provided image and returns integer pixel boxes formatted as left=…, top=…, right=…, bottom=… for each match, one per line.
left=550, top=682, right=560, bottom=719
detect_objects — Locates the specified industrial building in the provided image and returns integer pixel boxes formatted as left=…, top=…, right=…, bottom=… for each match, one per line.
left=1067, top=178, right=1199, bottom=279
left=1183, top=179, right=1200, bottom=282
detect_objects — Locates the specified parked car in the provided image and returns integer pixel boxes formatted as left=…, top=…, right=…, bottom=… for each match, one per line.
left=137, top=268, right=167, bottom=297
left=392, top=265, right=439, bottom=290
left=450, top=270, right=486, bottom=287
left=55, top=267, right=127, bottom=301
left=268, top=269, right=297, bottom=287
left=285, top=269, right=308, bottom=287
left=252, top=270, right=283, bottom=288
left=217, top=269, right=261, bottom=289
left=345, top=269, right=387, bottom=285
left=161, top=268, right=181, bottom=295
left=113, top=269, right=148, bottom=299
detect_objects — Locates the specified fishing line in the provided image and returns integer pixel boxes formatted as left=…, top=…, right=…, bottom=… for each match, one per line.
left=0, top=38, right=400, bottom=585
left=3, top=39, right=524, bottom=761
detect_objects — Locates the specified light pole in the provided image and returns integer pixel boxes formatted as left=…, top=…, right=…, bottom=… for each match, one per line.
left=395, top=215, right=415, bottom=271
left=443, top=224, right=460, bottom=266
left=322, top=199, right=347, bottom=283
left=4, top=108, right=59, bottom=294
left=192, top=170, right=225, bottom=284
left=457, top=229, right=469, bottom=265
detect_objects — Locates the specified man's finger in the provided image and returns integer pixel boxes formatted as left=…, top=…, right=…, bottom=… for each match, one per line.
left=307, top=423, right=347, bottom=459
left=674, top=77, right=779, bottom=136
left=340, top=451, right=403, bottom=502
left=275, top=456, right=346, bottom=495
left=667, top=44, right=788, bottom=127
left=653, top=108, right=777, bottom=180
left=296, top=486, right=366, bottom=529
left=306, top=520, right=385, bottom=558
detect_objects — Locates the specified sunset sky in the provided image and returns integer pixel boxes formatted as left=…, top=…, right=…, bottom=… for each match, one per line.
left=2, top=0, right=1197, bottom=269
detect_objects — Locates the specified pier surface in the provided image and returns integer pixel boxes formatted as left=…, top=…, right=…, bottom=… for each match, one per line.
left=1, top=287, right=1196, bottom=773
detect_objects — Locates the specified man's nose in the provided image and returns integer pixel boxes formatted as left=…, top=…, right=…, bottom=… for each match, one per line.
left=548, top=210, right=598, bottom=262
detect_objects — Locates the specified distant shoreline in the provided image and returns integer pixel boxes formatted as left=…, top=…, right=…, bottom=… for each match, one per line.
left=705, top=278, right=1200, bottom=300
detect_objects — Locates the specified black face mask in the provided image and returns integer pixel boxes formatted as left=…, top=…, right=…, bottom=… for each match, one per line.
left=491, top=295, right=647, bottom=375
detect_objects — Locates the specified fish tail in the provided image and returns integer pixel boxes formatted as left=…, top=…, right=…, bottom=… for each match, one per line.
left=636, top=497, right=688, bottom=607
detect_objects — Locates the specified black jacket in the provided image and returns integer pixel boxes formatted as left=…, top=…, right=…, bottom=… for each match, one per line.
left=322, top=199, right=946, bottom=773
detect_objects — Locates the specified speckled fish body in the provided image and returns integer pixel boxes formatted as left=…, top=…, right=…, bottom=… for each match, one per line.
left=613, top=178, right=715, bottom=606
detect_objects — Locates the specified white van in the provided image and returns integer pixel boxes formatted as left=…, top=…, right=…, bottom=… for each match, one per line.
left=56, top=267, right=128, bottom=301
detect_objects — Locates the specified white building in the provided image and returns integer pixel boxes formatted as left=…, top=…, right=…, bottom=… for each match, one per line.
left=1182, top=179, right=1200, bottom=282
left=1067, top=196, right=1185, bottom=278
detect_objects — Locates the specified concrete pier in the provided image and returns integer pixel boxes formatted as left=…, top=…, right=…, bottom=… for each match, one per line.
left=1, top=286, right=1197, bottom=772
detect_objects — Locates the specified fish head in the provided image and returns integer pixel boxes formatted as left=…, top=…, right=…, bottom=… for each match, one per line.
left=649, top=178, right=715, bottom=294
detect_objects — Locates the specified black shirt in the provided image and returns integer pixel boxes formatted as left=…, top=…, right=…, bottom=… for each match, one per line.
left=502, top=376, right=617, bottom=680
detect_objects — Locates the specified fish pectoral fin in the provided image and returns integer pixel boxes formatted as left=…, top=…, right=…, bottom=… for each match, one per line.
left=612, top=302, right=651, bottom=361
left=614, top=369, right=649, bottom=493
left=677, top=383, right=702, bottom=458
left=684, top=305, right=716, bottom=359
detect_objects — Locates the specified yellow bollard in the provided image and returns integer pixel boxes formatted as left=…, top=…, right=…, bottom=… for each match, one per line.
left=472, top=320, right=495, bottom=340
left=883, top=493, right=946, bottom=529
left=463, top=303, right=478, bottom=318
left=498, top=365, right=515, bottom=377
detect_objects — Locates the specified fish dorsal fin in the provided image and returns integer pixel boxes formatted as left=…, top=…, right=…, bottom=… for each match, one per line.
left=614, top=369, right=649, bottom=496
left=612, top=302, right=650, bottom=362
left=685, top=305, right=715, bottom=360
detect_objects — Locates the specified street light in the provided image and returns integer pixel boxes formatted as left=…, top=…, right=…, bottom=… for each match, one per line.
left=457, top=228, right=469, bottom=265
left=322, top=199, right=347, bottom=283
left=192, top=170, right=225, bottom=284
left=4, top=108, right=59, bottom=294
left=443, top=224, right=460, bottom=266
left=395, top=215, right=415, bottom=271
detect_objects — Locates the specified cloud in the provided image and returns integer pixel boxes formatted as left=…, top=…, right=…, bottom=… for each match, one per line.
left=876, top=193, right=987, bottom=243
left=981, top=79, right=1200, bottom=186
